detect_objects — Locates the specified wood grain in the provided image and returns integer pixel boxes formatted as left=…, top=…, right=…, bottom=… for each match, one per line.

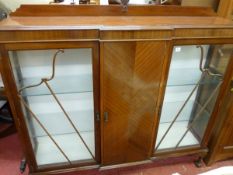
left=174, top=28, right=233, bottom=39
left=1, top=4, right=233, bottom=172
left=217, top=0, right=233, bottom=19
left=0, top=45, right=38, bottom=171
left=153, top=147, right=208, bottom=159
left=100, top=30, right=172, bottom=40
left=0, top=30, right=99, bottom=43
left=1, top=16, right=233, bottom=31
left=10, top=5, right=217, bottom=17
left=101, top=41, right=166, bottom=165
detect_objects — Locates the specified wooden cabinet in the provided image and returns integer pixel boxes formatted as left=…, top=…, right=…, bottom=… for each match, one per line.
left=101, top=41, right=167, bottom=165
left=0, top=5, right=233, bottom=174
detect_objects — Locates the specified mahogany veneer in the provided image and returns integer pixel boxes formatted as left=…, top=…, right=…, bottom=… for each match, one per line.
left=0, top=5, right=233, bottom=174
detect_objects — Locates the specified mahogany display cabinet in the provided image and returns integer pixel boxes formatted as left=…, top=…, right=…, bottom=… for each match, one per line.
left=0, top=5, right=233, bottom=174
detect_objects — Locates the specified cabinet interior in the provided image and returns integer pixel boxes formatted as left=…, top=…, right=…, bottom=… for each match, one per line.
left=9, top=49, right=96, bottom=166
left=155, top=44, right=232, bottom=151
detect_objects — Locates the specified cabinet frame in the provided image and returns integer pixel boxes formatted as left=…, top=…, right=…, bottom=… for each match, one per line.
left=1, top=37, right=233, bottom=173
left=0, top=41, right=101, bottom=173
left=1, top=4, right=233, bottom=174
left=152, top=38, right=233, bottom=159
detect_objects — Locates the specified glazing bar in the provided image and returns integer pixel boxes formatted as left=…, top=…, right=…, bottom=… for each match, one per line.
left=18, top=95, right=72, bottom=165
left=18, top=49, right=95, bottom=160
left=174, top=82, right=222, bottom=149
left=155, top=77, right=202, bottom=151
left=44, top=81, right=95, bottom=160
left=197, top=45, right=222, bottom=77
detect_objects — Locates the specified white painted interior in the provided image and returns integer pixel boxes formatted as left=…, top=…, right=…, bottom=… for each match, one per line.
left=156, top=45, right=209, bottom=150
left=9, top=48, right=95, bottom=166
left=28, top=92, right=94, bottom=136
left=155, top=121, right=199, bottom=150
left=36, top=132, right=95, bottom=165
left=9, top=49, right=93, bottom=95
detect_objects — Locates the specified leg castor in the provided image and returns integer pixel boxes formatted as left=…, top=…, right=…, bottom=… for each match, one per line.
left=19, top=159, right=26, bottom=174
left=194, top=157, right=203, bottom=168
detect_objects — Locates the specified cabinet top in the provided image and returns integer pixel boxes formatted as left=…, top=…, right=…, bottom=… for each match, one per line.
left=0, top=5, right=233, bottom=31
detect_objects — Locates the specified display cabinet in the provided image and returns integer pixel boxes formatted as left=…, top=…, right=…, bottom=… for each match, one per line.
left=0, top=4, right=233, bottom=174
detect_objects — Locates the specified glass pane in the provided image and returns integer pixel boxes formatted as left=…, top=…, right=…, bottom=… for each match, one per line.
left=155, top=44, right=232, bottom=151
left=9, top=49, right=95, bottom=166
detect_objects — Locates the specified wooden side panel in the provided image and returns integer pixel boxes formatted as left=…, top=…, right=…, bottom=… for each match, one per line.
left=101, top=41, right=166, bottom=165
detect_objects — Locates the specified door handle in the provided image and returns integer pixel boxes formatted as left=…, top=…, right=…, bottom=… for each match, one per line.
left=104, top=112, right=109, bottom=123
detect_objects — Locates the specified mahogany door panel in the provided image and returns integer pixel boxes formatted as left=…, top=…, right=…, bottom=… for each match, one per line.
left=101, top=41, right=166, bottom=165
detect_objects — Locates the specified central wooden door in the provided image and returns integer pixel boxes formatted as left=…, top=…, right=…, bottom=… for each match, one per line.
left=101, top=41, right=167, bottom=165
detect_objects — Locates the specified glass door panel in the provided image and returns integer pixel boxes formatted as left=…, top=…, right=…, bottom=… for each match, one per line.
left=155, top=44, right=233, bottom=151
left=9, top=49, right=96, bottom=166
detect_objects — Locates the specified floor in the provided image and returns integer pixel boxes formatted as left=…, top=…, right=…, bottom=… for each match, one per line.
left=0, top=132, right=233, bottom=175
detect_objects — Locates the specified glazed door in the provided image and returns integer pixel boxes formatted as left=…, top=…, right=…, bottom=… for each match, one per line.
left=154, top=44, right=232, bottom=153
left=101, top=41, right=167, bottom=165
left=2, top=42, right=100, bottom=169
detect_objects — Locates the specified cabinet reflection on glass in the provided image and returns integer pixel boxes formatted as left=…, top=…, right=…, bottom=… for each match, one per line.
left=155, top=44, right=232, bottom=151
left=9, top=49, right=96, bottom=166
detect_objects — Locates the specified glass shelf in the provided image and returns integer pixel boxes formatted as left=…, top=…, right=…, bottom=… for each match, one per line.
left=160, top=100, right=210, bottom=124
left=167, top=68, right=221, bottom=87
left=26, top=92, right=94, bottom=137
left=19, top=75, right=93, bottom=97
